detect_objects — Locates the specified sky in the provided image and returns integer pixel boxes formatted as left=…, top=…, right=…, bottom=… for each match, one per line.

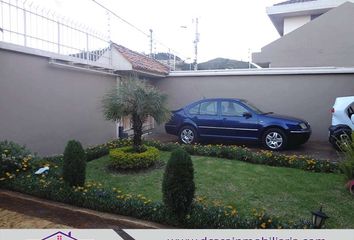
left=18, top=0, right=285, bottom=62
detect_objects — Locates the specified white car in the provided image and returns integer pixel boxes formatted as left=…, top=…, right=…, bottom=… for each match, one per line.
left=329, top=96, right=354, bottom=150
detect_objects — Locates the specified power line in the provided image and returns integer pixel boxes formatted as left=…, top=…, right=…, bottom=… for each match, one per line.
left=91, top=0, right=149, bottom=37
left=90, top=0, right=188, bottom=60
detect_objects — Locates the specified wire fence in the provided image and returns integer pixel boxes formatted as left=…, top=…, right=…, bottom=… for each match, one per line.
left=0, top=0, right=111, bottom=65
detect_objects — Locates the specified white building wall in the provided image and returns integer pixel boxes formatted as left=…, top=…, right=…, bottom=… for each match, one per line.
left=284, top=15, right=311, bottom=35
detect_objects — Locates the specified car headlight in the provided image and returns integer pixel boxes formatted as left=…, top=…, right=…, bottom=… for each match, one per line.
left=299, top=123, right=307, bottom=129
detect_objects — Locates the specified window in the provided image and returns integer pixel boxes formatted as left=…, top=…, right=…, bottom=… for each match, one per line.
left=221, top=101, right=248, bottom=117
left=189, top=104, right=200, bottom=115
left=348, top=103, right=354, bottom=118
left=200, top=101, right=218, bottom=115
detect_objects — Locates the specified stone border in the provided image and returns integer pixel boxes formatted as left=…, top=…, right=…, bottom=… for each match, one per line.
left=0, top=190, right=169, bottom=229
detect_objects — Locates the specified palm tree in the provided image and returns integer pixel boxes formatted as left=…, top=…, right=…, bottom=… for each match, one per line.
left=102, top=76, right=171, bottom=152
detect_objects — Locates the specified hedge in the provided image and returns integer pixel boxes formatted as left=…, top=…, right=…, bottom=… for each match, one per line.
left=81, top=139, right=338, bottom=173
left=109, top=146, right=159, bottom=170
left=144, top=141, right=339, bottom=173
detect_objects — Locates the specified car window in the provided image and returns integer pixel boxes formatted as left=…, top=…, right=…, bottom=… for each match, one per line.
left=241, top=100, right=263, bottom=114
left=189, top=104, right=200, bottom=115
left=221, top=101, right=248, bottom=117
left=200, top=101, right=218, bottom=115
left=348, top=103, right=354, bottom=118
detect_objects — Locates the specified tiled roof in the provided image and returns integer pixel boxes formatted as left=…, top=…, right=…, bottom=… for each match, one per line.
left=113, top=44, right=170, bottom=76
left=274, top=0, right=316, bottom=6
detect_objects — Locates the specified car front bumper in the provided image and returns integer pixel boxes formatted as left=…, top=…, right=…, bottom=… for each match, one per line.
left=288, top=129, right=311, bottom=145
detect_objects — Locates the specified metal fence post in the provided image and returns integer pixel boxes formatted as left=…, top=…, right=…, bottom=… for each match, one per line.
left=23, top=2, right=26, bottom=46
left=86, top=32, right=89, bottom=63
left=57, top=20, right=60, bottom=54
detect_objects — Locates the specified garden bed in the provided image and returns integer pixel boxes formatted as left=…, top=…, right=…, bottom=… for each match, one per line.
left=87, top=151, right=354, bottom=228
left=1, top=139, right=352, bottom=229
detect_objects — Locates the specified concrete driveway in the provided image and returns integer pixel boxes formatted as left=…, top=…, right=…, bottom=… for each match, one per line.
left=145, top=133, right=342, bottom=162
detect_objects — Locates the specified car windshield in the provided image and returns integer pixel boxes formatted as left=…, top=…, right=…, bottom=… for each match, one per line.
left=241, top=100, right=264, bottom=114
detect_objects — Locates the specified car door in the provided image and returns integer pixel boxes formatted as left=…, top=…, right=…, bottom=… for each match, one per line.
left=220, top=100, right=259, bottom=140
left=189, top=100, right=223, bottom=137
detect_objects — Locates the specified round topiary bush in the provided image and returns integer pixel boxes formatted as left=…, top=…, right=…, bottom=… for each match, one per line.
left=63, top=140, right=86, bottom=187
left=109, top=146, right=159, bottom=170
left=162, top=147, right=195, bottom=222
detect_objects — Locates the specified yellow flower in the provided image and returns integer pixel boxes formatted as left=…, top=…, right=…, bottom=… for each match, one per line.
left=260, top=223, right=266, bottom=229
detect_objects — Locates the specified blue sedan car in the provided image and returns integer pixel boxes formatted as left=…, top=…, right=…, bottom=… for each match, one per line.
left=165, top=98, right=311, bottom=150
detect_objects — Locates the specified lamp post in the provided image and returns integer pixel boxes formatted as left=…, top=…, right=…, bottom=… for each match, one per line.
left=311, top=206, right=329, bottom=229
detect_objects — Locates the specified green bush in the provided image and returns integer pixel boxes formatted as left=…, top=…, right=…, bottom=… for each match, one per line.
left=85, top=145, right=109, bottom=161
left=162, top=148, right=195, bottom=221
left=339, top=141, right=354, bottom=181
left=63, top=140, right=87, bottom=187
left=109, top=146, right=159, bottom=170
left=0, top=140, right=34, bottom=181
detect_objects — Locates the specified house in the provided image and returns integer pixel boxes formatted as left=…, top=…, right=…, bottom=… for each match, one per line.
left=252, top=0, right=354, bottom=67
left=41, top=231, right=77, bottom=240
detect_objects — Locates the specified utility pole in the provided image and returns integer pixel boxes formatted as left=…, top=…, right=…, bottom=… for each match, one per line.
left=193, top=18, right=200, bottom=71
left=149, top=29, right=153, bottom=58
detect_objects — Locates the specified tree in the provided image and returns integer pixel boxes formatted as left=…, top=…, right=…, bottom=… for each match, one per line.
left=63, top=140, right=86, bottom=187
left=102, top=76, right=171, bottom=152
left=162, top=148, right=195, bottom=221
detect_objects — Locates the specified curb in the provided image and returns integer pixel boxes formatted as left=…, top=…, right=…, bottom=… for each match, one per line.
left=0, top=190, right=169, bottom=229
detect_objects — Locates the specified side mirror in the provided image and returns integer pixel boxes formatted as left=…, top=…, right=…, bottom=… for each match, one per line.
left=243, top=112, right=252, bottom=119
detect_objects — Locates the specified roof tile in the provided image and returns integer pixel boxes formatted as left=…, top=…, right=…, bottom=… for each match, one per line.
left=113, top=44, right=169, bottom=76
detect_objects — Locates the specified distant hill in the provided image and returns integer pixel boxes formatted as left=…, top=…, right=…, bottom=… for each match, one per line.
left=197, top=58, right=256, bottom=70
left=153, top=55, right=257, bottom=71
left=153, top=52, right=182, bottom=61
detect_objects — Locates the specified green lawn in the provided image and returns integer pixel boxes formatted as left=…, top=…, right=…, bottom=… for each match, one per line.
left=86, top=152, right=354, bottom=228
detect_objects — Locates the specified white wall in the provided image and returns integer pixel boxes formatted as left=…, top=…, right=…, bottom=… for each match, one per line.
left=284, top=15, right=311, bottom=35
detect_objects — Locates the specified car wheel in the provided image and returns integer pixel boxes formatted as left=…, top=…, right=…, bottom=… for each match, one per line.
left=179, top=126, right=197, bottom=144
left=262, top=128, right=287, bottom=151
left=330, top=130, right=352, bottom=151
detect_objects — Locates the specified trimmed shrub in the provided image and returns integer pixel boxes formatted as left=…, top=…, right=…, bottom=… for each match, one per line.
left=85, top=145, right=109, bottom=161
left=109, top=146, right=159, bottom=170
left=63, top=140, right=86, bottom=187
left=162, top=148, right=195, bottom=221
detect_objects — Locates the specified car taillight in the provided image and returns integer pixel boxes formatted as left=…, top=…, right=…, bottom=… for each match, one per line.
left=331, top=108, right=335, bottom=113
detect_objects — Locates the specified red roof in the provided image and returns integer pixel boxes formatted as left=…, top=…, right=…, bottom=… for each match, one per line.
left=274, top=0, right=316, bottom=6
left=113, top=44, right=169, bottom=76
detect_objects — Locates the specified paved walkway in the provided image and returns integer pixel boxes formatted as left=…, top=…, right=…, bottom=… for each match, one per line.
left=0, top=208, right=69, bottom=228
left=0, top=190, right=167, bottom=229
left=145, top=133, right=342, bottom=162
